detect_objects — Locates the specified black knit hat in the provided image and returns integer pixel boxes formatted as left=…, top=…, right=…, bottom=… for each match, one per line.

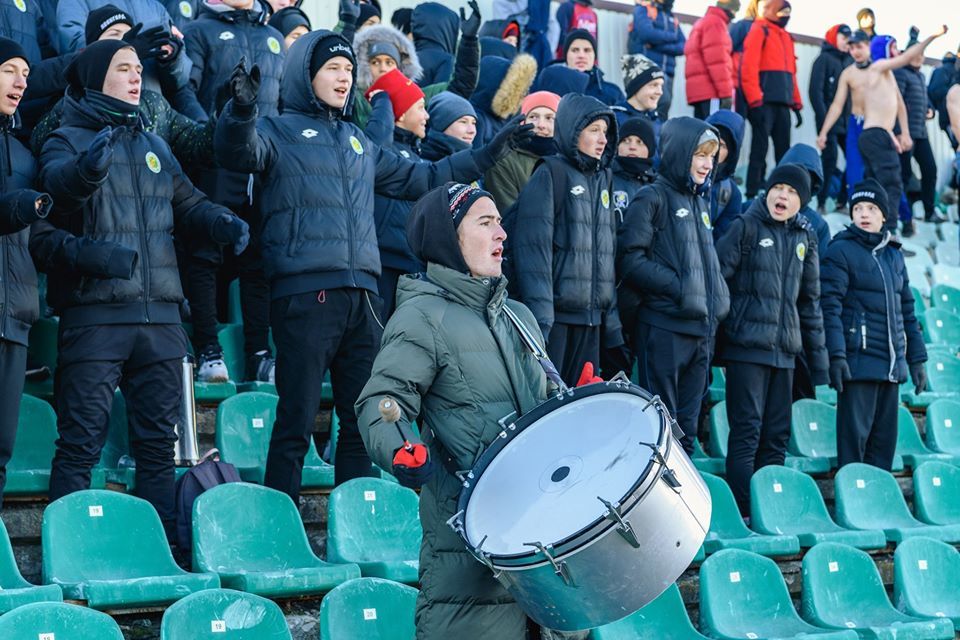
left=562, top=28, right=597, bottom=59
left=0, top=37, right=28, bottom=67
left=359, top=3, right=381, bottom=26
left=309, top=34, right=356, bottom=78
left=407, top=183, right=494, bottom=274
left=621, top=53, right=664, bottom=98
left=619, top=117, right=657, bottom=157
left=428, top=91, right=477, bottom=133
left=268, top=7, right=311, bottom=39
left=766, top=163, right=811, bottom=209
left=65, top=39, right=134, bottom=94
left=84, top=5, right=133, bottom=45
left=849, top=178, right=890, bottom=219
left=391, top=7, right=413, bottom=35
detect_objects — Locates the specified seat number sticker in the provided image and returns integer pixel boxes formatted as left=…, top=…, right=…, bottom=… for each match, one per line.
left=808, top=422, right=818, bottom=431
left=729, top=572, right=740, bottom=583
left=39, top=634, right=55, bottom=640
left=364, top=491, right=376, bottom=502
left=828, top=561, right=839, bottom=572
left=363, top=608, right=377, bottom=620
left=856, top=479, right=865, bottom=489
left=211, top=620, right=226, bottom=632
left=772, top=483, right=782, bottom=493
left=933, top=477, right=942, bottom=487
left=89, top=505, right=103, bottom=517
left=918, top=560, right=928, bottom=570
left=252, top=418, right=264, bottom=429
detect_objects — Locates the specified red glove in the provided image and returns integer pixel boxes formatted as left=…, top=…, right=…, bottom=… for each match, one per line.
left=576, top=362, right=603, bottom=387
left=392, top=443, right=435, bottom=489
left=392, top=442, right=428, bottom=467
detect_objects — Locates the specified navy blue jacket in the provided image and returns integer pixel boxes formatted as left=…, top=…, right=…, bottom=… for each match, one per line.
left=628, top=2, right=685, bottom=77
left=374, top=126, right=427, bottom=274
left=927, top=55, right=957, bottom=137
left=583, top=66, right=625, bottom=107
left=411, top=3, right=459, bottom=86
left=707, top=109, right=745, bottom=239
left=809, top=42, right=851, bottom=135
left=894, top=65, right=930, bottom=140
left=821, top=226, right=926, bottom=383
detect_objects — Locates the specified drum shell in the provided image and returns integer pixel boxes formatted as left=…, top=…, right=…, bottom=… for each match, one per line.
left=491, top=436, right=710, bottom=631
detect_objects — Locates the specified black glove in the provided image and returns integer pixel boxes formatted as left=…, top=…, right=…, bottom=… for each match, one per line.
left=459, top=0, right=481, bottom=38
left=211, top=213, right=250, bottom=256
left=230, top=57, right=261, bottom=109
left=794, top=109, right=803, bottom=129
left=910, top=362, right=928, bottom=395
left=80, top=127, right=117, bottom=180
left=829, top=357, right=851, bottom=394
left=122, top=23, right=169, bottom=61
left=339, top=0, right=361, bottom=24
left=156, top=34, right=183, bottom=63
left=479, top=114, right=535, bottom=167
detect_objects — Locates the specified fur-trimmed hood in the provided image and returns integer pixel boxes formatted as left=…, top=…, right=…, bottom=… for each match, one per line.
left=471, top=53, right=537, bottom=119
left=353, top=24, right=423, bottom=94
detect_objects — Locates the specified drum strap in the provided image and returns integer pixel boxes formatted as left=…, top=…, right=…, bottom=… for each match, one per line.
left=501, top=305, right=569, bottom=392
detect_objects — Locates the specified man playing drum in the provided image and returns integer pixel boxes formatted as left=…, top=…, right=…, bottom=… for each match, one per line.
left=356, top=183, right=589, bottom=640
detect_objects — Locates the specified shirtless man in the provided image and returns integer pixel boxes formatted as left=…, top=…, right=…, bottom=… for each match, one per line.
left=948, top=82, right=960, bottom=154
left=818, top=26, right=948, bottom=231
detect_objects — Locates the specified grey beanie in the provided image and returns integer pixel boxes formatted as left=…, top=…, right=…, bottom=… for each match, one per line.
left=427, top=91, right=477, bottom=133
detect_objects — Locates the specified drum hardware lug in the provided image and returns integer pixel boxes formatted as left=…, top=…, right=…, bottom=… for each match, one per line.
left=524, top=541, right=575, bottom=587
left=498, top=411, right=518, bottom=430
left=597, top=497, right=641, bottom=549
left=606, top=371, right=632, bottom=387
left=669, top=417, right=685, bottom=441
left=472, top=536, right=502, bottom=579
left=648, top=446, right=682, bottom=493
left=454, top=470, right=474, bottom=487
left=642, top=395, right=665, bottom=412
left=446, top=509, right=465, bottom=535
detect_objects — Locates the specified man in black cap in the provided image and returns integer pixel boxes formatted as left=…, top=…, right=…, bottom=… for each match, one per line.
left=822, top=178, right=926, bottom=471
left=214, top=30, right=531, bottom=500
left=269, top=6, right=311, bottom=50
left=715, top=163, right=828, bottom=515
left=38, top=39, right=249, bottom=540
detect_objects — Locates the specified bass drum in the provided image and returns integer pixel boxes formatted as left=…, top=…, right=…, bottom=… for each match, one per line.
left=448, top=379, right=711, bottom=631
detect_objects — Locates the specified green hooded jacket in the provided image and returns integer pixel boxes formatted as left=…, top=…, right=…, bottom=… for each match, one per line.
left=356, top=262, right=547, bottom=639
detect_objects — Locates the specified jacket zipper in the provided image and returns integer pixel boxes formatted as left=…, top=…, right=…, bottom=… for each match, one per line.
left=1, top=238, right=7, bottom=340
left=591, top=173, right=601, bottom=321
left=773, top=222, right=790, bottom=354
left=333, top=128, right=355, bottom=286
left=130, top=135, right=151, bottom=322
left=871, top=243, right=898, bottom=381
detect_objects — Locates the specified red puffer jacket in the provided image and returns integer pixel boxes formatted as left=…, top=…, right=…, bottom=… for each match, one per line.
left=684, top=6, right=734, bottom=104
left=740, top=18, right=802, bottom=109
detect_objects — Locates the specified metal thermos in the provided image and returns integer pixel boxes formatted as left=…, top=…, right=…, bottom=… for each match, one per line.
left=175, top=356, right=200, bottom=466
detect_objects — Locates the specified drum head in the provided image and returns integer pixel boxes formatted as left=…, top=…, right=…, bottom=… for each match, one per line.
left=464, top=390, right=663, bottom=556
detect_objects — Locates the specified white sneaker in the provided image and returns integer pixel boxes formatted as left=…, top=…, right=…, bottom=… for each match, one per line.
left=197, top=348, right=229, bottom=383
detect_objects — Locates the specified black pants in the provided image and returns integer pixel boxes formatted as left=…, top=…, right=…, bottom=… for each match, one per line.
left=50, top=324, right=186, bottom=539
left=858, top=127, right=903, bottom=231
left=900, top=137, right=938, bottom=218
left=819, top=131, right=847, bottom=208
left=633, top=322, right=711, bottom=455
left=0, top=340, right=27, bottom=499
left=377, top=266, right=405, bottom=321
left=692, top=100, right=713, bottom=120
left=657, top=73, right=674, bottom=120
left=267, top=288, right=381, bottom=501
left=724, top=361, right=793, bottom=515
left=746, top=104, right=792, bottom=197
left=836, top=380, right=899, bottom=471
left=792, top=351, right=816, bottom=401
left=546, top=323, right=600, bottom=387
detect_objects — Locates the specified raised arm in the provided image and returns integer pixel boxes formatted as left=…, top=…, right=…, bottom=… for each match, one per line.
left=874, top=25, right=948, bottom=74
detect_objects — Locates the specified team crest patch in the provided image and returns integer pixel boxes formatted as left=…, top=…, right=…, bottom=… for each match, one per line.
left=145, top=152, right=161, bottom=174
left=13, top=0, right=26, bottom=13
left=675, top=208, right=690, bottom=218
left=219, top=31, right=235, bottom=41
left=701, top=211, right=711, bottom=229
left=399, top=150, right=410, bottom=159
left=570, top=185, right=586, bottom=196
left=613, top=190, right=628, bottom=210
left=267, top=37, right=281, bottom=54
left=600, top=189, right=610, bottom=208
left=349, top=136, right=364, bottom=155
left=301, top=128, right=318, bottom=138
left=796, top=242, right=806, bottom=261
left=179, top=1, right=192, bottom=17
left=759, top=238, right=774, bottom=248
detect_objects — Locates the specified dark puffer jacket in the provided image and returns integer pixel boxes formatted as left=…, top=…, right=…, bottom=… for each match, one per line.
left=820, top=225, right=926, bottom=383
left=39, top=95, right=232, bottom=328
left=214, top=30, right=492, bottom=300
left=510, top=93, right=620, bottom=336
left=0, top=0, right=48, bottom=64
left=707, top=109, right=745, bottom=238
left=373, top=127, right=426, bottom=274
left=411, top=2, right=459, bottom=87
left=778, top=145, right=831, bottom=256
left=716, top=198, right=828, bottom=374
left=809, top=41, right=851, bottom=136
left=617, top=116, right=730, bottom=337
left=894, top=65, right=930, bottom=140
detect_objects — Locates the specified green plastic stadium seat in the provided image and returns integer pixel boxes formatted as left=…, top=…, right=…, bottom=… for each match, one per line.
left=788, top=400, right=839, bottom=470
left=23, top=317, right=58, bottom=400
left=693, top=438, right=725, bottom=475
left=0, top=519, right=62, bottom=613
left=330, top=412, right=401, bottom=483
left=590, top=583, right=709, bottom=639
left=926, top=353, right=960, bottom=394
left=227, top=278, right=242, bottom=325
left=750, top=466, right=886, bottom=549
left=95, top=389, right=134, bottom=489
left=215, top=392, right=334, bottom=488
left=193, top=483, right=358, bottom=597
left=709, top=367, right=726, bottom=403
left=327, top=478, right=422, bottom=583
left=911, top=286, right=928, bottom=317
left=912, top=461, right=960, bottom=525
left=894, top=537, right=960, bottom=626
left=932, top=264, right=960, bottom=289
left=802, top=542, right=955, bottom=639
left=896, top=407, right=954, bottom=469
left=160, top=589, right=292, bottom=640
left=700, top=549, right=858, bottom=640
left=319, top=577, right=418, bottom=640
left=708, top=402, right=729, bottom=458
left=5, top=395, right=57, bottom=495
left=0, top=602, right=124, bottom=639
left=42, top=490, right=219, bottom=609
left=816, top=385, right=838, bottom=405
left=906, top=261, right=931, bottom=298
left=931, top=284, right=960, bottom=315
left=834, top=464, right=960, bottom=543
left=925, top=399, right=960, bottom=456
left=924, top=309, right=960, bottom=345
left=700, top=473, right=800, bottom=557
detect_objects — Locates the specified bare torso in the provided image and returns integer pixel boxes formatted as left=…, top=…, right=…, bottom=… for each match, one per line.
left=846, top=65, right=900, bottom=130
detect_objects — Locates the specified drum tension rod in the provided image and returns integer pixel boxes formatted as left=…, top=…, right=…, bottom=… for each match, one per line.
left=446, top=509, right=466, bottom=535
left=638, top=441, right=683, bottom=494
left=597, top=497, right=641, bottom=549
left=523, top=541, right=574, bottom=587
left=471, top=535, right=502, bottom=579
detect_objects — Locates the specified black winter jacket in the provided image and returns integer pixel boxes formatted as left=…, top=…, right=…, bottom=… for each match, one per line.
left=928, top=55, right=957, bottom=136
left=809, top=43, right=851, bottom=135
left=0, top=0, right=49, bottom=65
left=39, top=95, right=232, bottom=328
left=894, top=66, right=930, bottom=140
left=510, top=94, right=620, bottom=336
left=612, top=156, right=656, bottom=225
left=617, top=117, right=730, bottom=337
left=214, top=30, right=492, bottom=300
left=374, top=127, right=426, bottom=274
left=411, top=3, right=459, bottom=87
left=820, top=225, right=926, bottom=383
left=716, top=198, right=828, bottom=374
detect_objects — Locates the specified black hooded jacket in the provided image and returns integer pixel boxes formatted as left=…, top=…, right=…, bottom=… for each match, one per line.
left=510, top=94, right=620, bottom=336
left=411, top=3, right=460, bottom=87
left=617, top=117, right=729, bottom=337
left=214, top=30, right=492, bottom=300
left=894, top=65, right=930, bottom=140
left=715, top=198, right=828, bottom=374
left=38, top=94, right=231, bottom=328
left=809, top=42, right=851, bottom=135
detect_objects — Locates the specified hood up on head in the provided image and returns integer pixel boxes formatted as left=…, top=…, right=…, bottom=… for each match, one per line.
left=411, top=2, right=460, bottom=55
left=554, top=92, right=618, bottom=172
left=471, top=54, right=537, bottom=119
left=706, top=109, right=745, bottom=181
left=778, top=143, right=824, bottom=194
left=282, top=30, right=356, bottom=118
left=353, top=23, right=423, bottom=94
left=532, top=63, right=589, bottom=97
left=657, top=116, right=720, bottom=194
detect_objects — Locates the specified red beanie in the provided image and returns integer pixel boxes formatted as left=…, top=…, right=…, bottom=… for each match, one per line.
left=365, top=69, right=425, bottom=121
left=824, top=24, right=849, bottom=48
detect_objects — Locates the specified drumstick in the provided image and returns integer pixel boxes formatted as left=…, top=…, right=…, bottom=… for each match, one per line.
left=379, top=396, right=413, bottom=452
